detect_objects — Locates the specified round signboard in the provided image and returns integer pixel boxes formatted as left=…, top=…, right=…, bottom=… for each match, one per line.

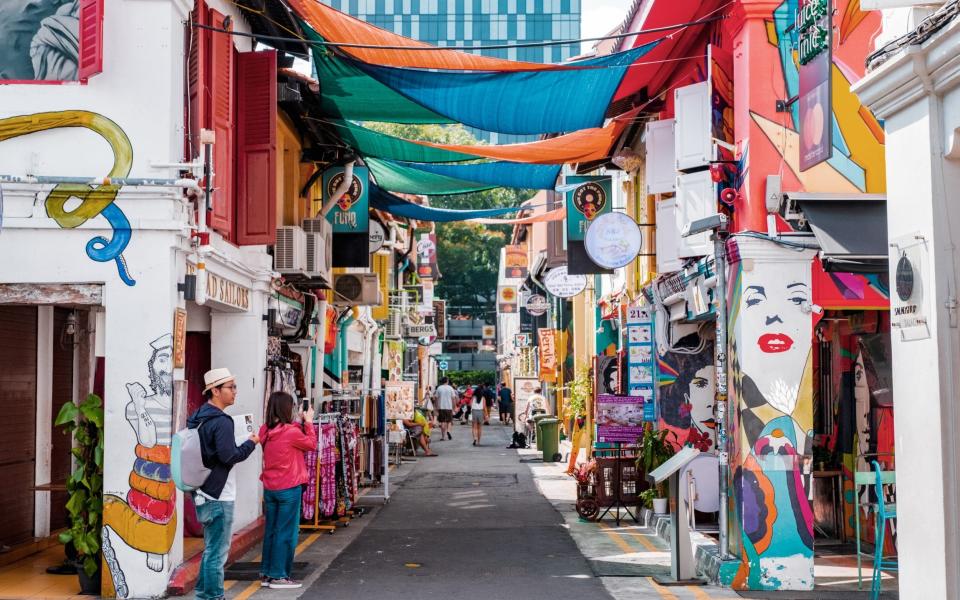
left=543, top=266, right=587, bottom=298
left=525, top=294, right=549, bottom=316
left=369, top=220, right=386, bottom=254
left=896, top=253, right=914, bottom=302
left=584, top=212, right=642, bottom=269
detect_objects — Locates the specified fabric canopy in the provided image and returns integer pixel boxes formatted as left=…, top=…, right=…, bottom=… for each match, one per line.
left=388, top=159, right=561, bottom=190
left=369, top=185, right=524, bottom=222
left=329, top=115, right=633, bottom=164
left=305, top=25, right=452, bottom=124
left=352, top=42, right=659, bottom=135
left=289, top=0, right=571, bottom=71
left=471, top=207, right=566, bottom=225
left=367, top=158, right=495, bottom=195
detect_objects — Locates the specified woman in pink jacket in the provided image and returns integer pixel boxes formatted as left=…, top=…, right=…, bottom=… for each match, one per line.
left=258, top=392, right=317, bottom=589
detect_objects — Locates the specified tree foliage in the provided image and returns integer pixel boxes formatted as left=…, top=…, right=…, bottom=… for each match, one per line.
left=365, top=122, right=536, bottom=318
left=446, top=370, right=496, bottom=387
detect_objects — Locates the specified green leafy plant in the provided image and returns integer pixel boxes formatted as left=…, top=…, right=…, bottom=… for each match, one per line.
left=639, top=488, right=656, bottom=509
left=637, top=424, right=676, bottom=498
left=54, top=394, right=104, bottom=577
left=446, top=370, right=496, bottom=387
left=565, top=366, right=591, bottom=420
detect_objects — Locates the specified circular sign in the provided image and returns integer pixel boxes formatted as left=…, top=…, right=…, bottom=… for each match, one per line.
left=525, top=294, right=549, bottom=316
left=418, top=334, right=436, bottom=347
left=896, top=253, right=914, bottom=302
left=543, top=266, right=587, bottom=298
left=439, top=361, right=449, bottom=371
left=572, top=182, right=607, bottom=220
left=369, top=220, right=386, bottom=254
left=584, top=212, right=642, bottom=269
left=326, top=171, right=364, bottom=211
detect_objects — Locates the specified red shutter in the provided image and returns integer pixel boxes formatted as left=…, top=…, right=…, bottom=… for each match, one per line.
left=208, top=9, right=234, bottom=239
left=185, top=0, right=207, bottom=159
left=235, top=50, right=278, bottom=245
left=78, top=0, right=104, bottom=80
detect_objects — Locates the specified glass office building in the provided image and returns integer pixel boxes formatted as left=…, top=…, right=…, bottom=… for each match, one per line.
left=321, top=0, right=582, bottom=143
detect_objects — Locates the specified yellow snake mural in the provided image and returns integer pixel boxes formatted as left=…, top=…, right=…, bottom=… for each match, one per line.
left=0, top=110, right=136, bottom=285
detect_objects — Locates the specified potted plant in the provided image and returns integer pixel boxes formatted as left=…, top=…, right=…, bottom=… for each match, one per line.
left=55, top=394, right=105, bottom=595
left=565, top=366, right=591, bottom=435
left=637, top=424, right=675, bottom=514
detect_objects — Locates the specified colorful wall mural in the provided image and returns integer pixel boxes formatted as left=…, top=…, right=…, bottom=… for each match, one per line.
left=0, top=0, right=80, bottom=81
left=101, top=334, right=176, bottom=598
left=657, top=332, right=716, bottom=452
left=0, top=111, right=136, bottom=285
left=726, top=242, right=816, bottom=591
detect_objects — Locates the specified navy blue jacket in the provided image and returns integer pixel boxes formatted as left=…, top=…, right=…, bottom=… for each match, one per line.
left=186, top=403, right=256, bottom=499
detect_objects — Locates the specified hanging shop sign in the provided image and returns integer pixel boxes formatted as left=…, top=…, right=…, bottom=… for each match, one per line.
left=498, top=285, right=519, bottom=313
left=584, top=212, right=643, bottom=269
left=323, top=165, right=370, bottom=233
left=890, top=233, right=930, bottom=341
left=385, top=380, right=416, bottom=420
left=416, top=232, right=439, bottom=280
left=482, top=324, right=496, bottom=339
left=596, top=395, right=647, bottom=443
left=173, top=308, right=187, bottom=369
left=538, top=328, right=557, bottom=383
left=369, top=219, right=386, bottom=253
left=515, top=332, right=532, bottom=347
left=504, top=244, right=529, bottom=279
left=797, top=0, right=832, bottom=171
left=565, top=176, right=612, bottom=241
left=543, top=266, right=587, bottom=298
left=625, top=304, right=657, bottom=422
left=205, top=272, right=251, bottom=311
left=525, top=294, right=549, bottom=316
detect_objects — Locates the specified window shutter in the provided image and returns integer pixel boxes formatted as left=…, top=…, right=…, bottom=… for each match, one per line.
left=78, top=0, right=104, bottom=80
left=235, top=50, right=278, bottom=246
left=186, top=0, right=207, bottom=159
left=208, top=9, right=234, bottom=239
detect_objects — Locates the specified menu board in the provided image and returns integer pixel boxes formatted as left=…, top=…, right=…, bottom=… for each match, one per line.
left=596, top=395, right=647, bottom=443
left=626, top=304, right=657, bottom=422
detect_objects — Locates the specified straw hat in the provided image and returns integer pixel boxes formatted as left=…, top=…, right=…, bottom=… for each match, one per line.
left=203, top=367, right=236, bottom=393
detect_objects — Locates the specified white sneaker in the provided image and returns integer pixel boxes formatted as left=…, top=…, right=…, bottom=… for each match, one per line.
left=268, top=578, right=303, bottom=589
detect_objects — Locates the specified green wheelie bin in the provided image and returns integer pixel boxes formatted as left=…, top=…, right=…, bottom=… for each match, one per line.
left=537, top=418, right=561, bottom=462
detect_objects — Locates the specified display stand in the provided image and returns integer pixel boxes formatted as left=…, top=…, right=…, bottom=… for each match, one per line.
left=647, top=445, right=705, bottom=586
left=595, top=443, right=638, bottom=526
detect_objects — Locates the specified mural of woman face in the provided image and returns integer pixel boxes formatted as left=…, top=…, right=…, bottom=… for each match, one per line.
left=686, top=364, right=716, bottom=440
left=740, top=279, right=812, bottom=414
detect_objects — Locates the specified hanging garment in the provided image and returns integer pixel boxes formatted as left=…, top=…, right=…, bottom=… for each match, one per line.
left=302, top=427, right=320, bottom=521
left=320, top=423, right=338, bottom=517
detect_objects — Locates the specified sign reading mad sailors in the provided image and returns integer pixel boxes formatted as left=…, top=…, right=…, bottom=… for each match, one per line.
left=205, top=272, right=250, bottom=311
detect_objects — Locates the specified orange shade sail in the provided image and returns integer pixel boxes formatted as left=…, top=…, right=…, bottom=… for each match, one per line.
left=410, top=109, right=638, bottom=164
left=288, top=0, right=573, bottom=71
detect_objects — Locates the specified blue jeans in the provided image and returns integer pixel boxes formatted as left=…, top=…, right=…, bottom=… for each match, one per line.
left=261, top=486, right=302, bottom=580
left=195, top=498, right=234, bottom=600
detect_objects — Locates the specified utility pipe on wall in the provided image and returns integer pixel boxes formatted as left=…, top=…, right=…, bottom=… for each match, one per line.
left=319, top=160, right=355, bottom=219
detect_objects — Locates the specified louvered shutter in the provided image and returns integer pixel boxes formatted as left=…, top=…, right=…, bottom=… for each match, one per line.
left=208, top=9, right=234, bottom=238
left=186, top=0, right=207, bottom=159
left=235, top=50, right=277, bottom=245
left=78, top=0, right=104, bottom=80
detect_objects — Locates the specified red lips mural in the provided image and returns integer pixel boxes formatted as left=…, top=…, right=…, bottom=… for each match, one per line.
left=757, top=333, right=794, bottom=353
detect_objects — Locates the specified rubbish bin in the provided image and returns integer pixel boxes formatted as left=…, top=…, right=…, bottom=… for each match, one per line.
left=531, top=413, right=551, bottom=445
left=537, top=418, right=560, bottom=462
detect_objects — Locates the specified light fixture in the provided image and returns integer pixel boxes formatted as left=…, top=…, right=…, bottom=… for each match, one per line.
left=59, top=312, right=80, bottom=349
left=177, top=274, right=197, bottom=301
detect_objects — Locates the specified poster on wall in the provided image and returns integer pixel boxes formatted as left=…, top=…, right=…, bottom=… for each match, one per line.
left=797, top=0, right=833, bottom=171
left=384, top=340, right=404, bottom=382
left=385, top=380, right=415, bottom=420
left=0, top=2, right=82, bottom=82
left=173, top=308, right=187, bottom=369
left=596, top=395, right=647, bottom=443
left=626, top=304, right=657, bottom=422
left=565, top=175, right=614, bottom=275
left=513, top=377, right=545, bottom=433
left=596, top=355, right=620, bottom=396
left=504, top=244, right=529, bottom=279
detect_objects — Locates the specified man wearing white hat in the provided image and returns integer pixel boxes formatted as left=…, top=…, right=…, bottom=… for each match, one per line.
left=186, top=368, right=259, bottom=600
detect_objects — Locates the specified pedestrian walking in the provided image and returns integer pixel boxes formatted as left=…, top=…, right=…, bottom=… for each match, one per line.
left=471, top=388, right=485, bottom=446
left=434, top=377, right=458, bottom=441
left=257, top=392, right=317, bottom=589
left=459, top=387, right=474, bottom=424
left=483, top=384, right=496, bottom=425
left=498, top=383, right=514, bottom=426
left=187, top=368, right=258, bottom=600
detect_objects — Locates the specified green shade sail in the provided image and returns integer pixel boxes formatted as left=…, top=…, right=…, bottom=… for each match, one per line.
left=328, top=120, right=479, bottom=163
left=366, top=157, right=495, bottom=195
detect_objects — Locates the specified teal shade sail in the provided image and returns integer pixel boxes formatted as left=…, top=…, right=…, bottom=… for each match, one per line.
left=352, top=42, right=659, bottom=135
left=388, top=160, right=561, bottom=190
left=366, top=157, right=495, bottom=195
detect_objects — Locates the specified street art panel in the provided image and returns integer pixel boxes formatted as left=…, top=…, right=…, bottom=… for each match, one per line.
left=657, top=332, right=716, bottom=452
left=0, top=0, right=81, bottom=81
left=727, top=242, right=816, bottom=591
left=102, top=335, right=176, bottom=598
left=0, top=111, right=136, bottom=285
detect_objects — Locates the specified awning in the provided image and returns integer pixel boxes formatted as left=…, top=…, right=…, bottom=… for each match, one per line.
left=793, top=193, right=888, bottom=273
left=353, top=42, right=659, bottom=135
left=288, top=0, right=575, bottom=71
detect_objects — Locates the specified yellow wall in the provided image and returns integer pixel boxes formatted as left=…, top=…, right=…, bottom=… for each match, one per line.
left=276, top=112, right=319, bottom=227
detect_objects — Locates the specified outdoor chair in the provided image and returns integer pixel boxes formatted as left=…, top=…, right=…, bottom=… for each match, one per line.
left=853, top=459, right=897, bottom=597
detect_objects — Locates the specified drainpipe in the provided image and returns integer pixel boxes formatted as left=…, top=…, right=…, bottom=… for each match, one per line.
left=318, top=160, right=355, bottom=219
left=336, top=309, right=356, bottom=391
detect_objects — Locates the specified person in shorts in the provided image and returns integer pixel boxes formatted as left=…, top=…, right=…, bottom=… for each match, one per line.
left=470, top=388, right=486, bottom=446
left=434, top=377, right=457, bottom=441
left=498, top=383, right=514, bottom=426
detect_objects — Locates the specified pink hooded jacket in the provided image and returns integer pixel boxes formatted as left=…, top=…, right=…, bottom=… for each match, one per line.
left=258, top=421, right=317, bottom=491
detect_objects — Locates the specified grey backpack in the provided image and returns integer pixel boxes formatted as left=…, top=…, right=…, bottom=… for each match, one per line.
left=171, top=420, right=211, bottom=492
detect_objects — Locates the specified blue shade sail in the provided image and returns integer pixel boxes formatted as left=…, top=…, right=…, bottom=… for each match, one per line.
left=352, top=42, right=659, bottom=135
left=386, top=159, right=561, bottom=190
left=369, top=185, right=523, bottom=222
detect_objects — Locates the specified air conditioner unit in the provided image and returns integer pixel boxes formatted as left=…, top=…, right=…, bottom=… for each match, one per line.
left=332, top=273, right=381, bottom=306
left=302, top=219, right=332, bottom=281
left=274, top=226, right=307, bottom=274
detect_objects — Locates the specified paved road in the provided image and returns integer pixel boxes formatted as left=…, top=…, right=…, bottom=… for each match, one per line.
left=301, top=420, right=613, bottom=600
